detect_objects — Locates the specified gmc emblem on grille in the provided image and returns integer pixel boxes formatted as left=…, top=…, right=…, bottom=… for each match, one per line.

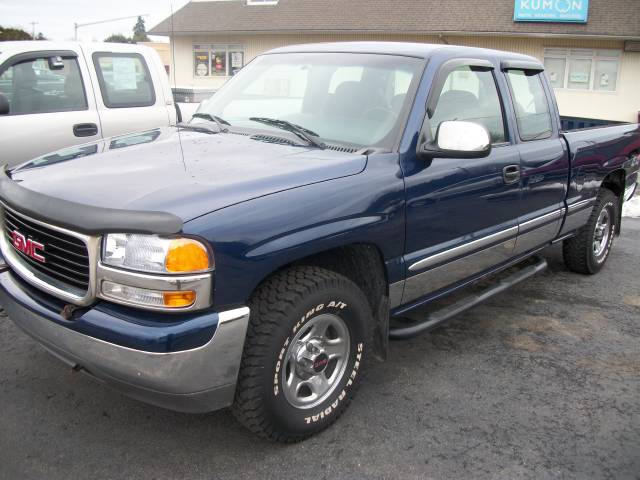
left=11, top=230, right=46, bottom=263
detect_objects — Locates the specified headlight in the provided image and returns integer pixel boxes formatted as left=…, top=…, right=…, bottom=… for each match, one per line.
left=102, top=234, right=213, bottom=274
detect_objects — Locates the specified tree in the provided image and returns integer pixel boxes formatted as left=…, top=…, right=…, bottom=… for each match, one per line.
left=104, top=33, right=133, bottom=44
left=36, top=32, right=46, bottom=41
left=132, top=16, right=149, bottom=42
left=0, top=26, right=32, bottom=41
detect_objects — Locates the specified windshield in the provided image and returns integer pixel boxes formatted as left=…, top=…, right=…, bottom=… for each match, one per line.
left=196, top=53, right=424, bottom=149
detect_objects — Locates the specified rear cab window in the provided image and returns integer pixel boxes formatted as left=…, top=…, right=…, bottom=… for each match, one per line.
left=505, top=70, right=553, bottom=141
left=92, top=52, right=155, bottom=108
left=0, top=55, right=87, bottom=115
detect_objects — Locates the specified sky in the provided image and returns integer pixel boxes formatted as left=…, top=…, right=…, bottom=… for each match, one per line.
left=1, top=0, right=190, bottom=42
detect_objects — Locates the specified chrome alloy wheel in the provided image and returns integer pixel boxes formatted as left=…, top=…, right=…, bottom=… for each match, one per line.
left=593, top=208, right=612, bottom=259
left=281, top=313, right=350, bottom=409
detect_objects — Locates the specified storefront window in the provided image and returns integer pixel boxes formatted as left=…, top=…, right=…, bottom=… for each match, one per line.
left=543, top=49, right=620, bottom=92
left=594, top=59, right=618, bottom=92
left=210, top=50, right=227, bottom=76
left=543, top=57, right=566, bottom=88
left=567, top=58, right=592, bottom=90
left=192, top=44, right=244, bottom=78
left=229, top=50, right=244, bottom=76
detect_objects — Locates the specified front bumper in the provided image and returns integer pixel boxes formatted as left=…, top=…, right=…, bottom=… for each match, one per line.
left=0, top=269, right=250, bottom=413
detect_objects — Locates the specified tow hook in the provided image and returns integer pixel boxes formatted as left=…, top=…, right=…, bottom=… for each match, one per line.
left=60, top=304, right=80, bottom=321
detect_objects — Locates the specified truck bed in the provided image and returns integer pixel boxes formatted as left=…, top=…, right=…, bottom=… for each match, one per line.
left=562, top=123, right=640, bottom=206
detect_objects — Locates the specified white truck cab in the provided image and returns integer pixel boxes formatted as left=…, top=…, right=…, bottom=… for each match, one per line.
left=0, top=41, right=178, bottom=166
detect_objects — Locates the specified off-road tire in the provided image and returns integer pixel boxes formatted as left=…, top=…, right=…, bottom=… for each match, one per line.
left=232, top=266, right=371, bottom=442
left=563, top=188, right=618, bottom=274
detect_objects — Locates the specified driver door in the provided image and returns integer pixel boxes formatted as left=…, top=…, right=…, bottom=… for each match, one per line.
left=401, top=59, right=522, bottom=306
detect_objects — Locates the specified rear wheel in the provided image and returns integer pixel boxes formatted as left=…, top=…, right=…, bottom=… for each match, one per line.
left=232, top=266, right=371, bottom=442
left=563, top=188, right=618, bottom=274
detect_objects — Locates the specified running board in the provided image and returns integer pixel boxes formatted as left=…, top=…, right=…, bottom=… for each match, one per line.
left=389, top=256, right=548, bottom=340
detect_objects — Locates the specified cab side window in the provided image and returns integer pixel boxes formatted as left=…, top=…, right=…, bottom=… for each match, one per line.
left=505, top=70, right=553, bottom=141
left=93, top=53, right=155, bottom=108
left=0, top=57, right=87, bottom=115
left=430, top=66, right=506, bottom=143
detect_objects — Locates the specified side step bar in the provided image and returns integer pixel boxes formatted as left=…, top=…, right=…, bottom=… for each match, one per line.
left=389, top=256, right=548, bottom=340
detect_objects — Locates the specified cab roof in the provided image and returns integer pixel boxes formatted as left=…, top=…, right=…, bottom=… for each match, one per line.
left=265, top=41, right=541, bottom=66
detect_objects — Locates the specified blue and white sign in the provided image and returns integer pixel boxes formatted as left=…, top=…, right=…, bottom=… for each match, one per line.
left=514, top=0, right=589, bottom=23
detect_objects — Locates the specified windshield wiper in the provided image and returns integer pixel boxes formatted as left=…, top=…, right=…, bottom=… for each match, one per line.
left=176, top=122, right=220, bottom=134
left=192, top=112, right=231, bottom=132
left=249, top=117, right=325, bottom=149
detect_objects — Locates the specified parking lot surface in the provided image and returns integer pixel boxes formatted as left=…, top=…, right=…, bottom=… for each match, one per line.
left=1, top=219, right=639, bottom=480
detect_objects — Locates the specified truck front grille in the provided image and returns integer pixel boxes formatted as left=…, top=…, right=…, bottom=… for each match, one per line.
left=3, top=208, right=90, bottom=292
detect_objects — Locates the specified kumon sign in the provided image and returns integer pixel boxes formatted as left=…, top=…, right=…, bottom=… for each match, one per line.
left=514, top=0, right=589, bottom=23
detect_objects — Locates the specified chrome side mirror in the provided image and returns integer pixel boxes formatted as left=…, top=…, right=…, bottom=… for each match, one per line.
left=419, top=120, right=492, bottom=159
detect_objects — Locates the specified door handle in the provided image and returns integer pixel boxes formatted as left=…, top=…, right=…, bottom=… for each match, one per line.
left=503, top=165, right=521, bottom=184
left=73, top=123, right=98, bottom=137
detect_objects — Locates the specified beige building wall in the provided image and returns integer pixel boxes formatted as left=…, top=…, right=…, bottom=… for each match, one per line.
left=140, top=42, right=172, bottom=69
left=170, top=33, right=640, bottom=122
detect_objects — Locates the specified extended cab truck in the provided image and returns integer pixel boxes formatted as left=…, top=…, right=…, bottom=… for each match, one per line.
left=0, top=41, right=180, bottom=165
left=0, top=43, right=638, bottom=442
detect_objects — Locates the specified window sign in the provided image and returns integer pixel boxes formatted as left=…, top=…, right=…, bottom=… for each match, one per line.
left=230, top=51, right=244, bottom=75
left=514, top=0, right=589, bottom=23
left=211, top=50, right=227, bottom=76
left=594, top=60, right=618, bottom=91
left=544, top=57, right=566, bottom=87
left=194, top=50, right=209, bottom=77
left=112, top=57, right=138, bottom=90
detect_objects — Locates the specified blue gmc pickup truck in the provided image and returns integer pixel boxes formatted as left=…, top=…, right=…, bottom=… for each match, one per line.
left=0, top=42, right=638, bottom=442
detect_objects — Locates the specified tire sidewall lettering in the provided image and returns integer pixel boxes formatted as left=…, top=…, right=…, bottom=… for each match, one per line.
left=270, top=297, right=366, bottom=428
left=304, top=343, right=363, bottom=425
left=273, top=300, right=349, bottom=397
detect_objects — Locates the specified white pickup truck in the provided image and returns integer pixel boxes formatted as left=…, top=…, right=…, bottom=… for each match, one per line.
left=0, top=41, right=187, bottom=166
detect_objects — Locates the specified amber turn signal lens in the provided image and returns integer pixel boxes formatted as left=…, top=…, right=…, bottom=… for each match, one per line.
left=165, top=238, right=211, bottom=273
left=163, top=290, right=196, bottom=308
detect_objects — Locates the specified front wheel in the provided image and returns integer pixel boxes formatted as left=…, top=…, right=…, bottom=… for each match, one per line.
left=232, top=266, right=371, bottom=442
left=563, top=188, right=618, bottom=274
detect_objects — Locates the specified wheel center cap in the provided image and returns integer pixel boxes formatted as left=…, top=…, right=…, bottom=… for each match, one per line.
left=312, top=353, right=329, bottom=373
left=295, top=340, right=329, bottom=377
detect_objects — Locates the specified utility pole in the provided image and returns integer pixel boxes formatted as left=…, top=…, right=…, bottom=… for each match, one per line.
left=29, top=21, right=38, bottom=39
left=74, top=14, right=148, bottom=41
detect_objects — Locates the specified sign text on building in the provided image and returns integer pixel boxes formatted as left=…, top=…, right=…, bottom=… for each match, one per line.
left=514, top=0, right=589, bottom=23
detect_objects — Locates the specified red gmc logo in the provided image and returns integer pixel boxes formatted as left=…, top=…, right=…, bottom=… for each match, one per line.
left=11, top=230, right=46, bottom=263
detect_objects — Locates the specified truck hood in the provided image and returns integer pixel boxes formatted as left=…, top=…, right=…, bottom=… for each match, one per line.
left=9, top=127, right=366, bottom=223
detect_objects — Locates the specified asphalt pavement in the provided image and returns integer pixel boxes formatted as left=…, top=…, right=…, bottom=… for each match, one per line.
left=1, top=219, right=639, bottom=480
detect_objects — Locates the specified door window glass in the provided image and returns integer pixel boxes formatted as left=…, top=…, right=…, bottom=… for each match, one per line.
left=0, top=56, right=87, bottom=115
left=93, top=53, right=155, bottom=108
left=506, top=70, right=553, bottom=141
left=430, top=66, right=505, bottom=143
